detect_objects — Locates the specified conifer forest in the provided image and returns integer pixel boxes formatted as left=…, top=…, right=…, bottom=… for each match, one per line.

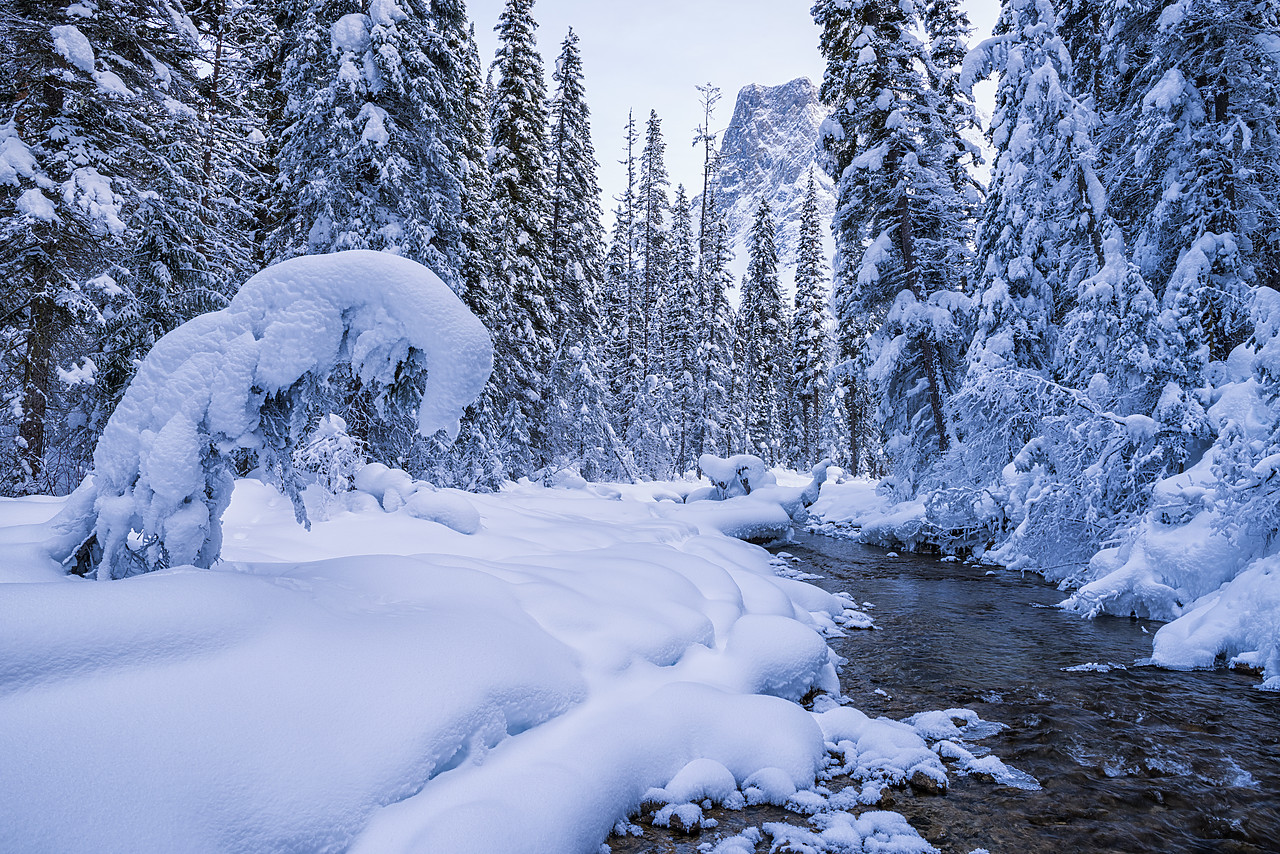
left=2, top=0, right=1279, bottom=851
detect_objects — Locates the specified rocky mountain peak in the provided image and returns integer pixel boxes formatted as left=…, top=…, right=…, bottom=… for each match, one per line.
left=710, top=77, right=836, bottom=296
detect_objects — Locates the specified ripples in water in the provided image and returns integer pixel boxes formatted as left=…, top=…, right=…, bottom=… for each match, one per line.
left=610, top=533, right=1280, bottom=854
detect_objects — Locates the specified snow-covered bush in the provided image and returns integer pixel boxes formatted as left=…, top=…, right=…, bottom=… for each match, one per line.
left=52, top=251, right=492, bottom=578
left=697, top=453, right=777, bottom=500
left=293, top=414, right=367, bottom=494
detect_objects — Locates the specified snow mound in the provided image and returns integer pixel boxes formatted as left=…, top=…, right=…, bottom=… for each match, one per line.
left=762, top=810, right=939, bottom=854
left=699, top=453, right=777, bottom=498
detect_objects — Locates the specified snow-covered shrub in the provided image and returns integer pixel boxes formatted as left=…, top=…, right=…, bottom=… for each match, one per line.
left=52, top=251, right=492, bottom=578
left=293, top=414, right=367, bottom=494
left=697, top=453, right=776, bottom=500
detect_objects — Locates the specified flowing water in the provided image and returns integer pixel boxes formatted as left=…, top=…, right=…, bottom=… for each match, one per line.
left=611, top=532, right=1280, bottom=854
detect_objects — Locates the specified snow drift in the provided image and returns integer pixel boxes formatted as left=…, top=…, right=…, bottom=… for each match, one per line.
left=0, top=478, right=868, bottom=854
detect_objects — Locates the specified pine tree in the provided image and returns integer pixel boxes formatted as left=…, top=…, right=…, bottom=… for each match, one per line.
left=665, top=186, right=701, bottom=473
left=815, top=0, right=970, bottom=488
left=0, top=0, right=209, bottom=491
left=790, top=170, right=832, bottom=469
left=488, top=0, right=555, bottom=474
left=691, top=84, right=736, bottom=461
left=546, top=28, right=604, bottom=338
left=962, top=0, right=1106, bottom=374
left=924, top=0, right=983, bottom=231
left=423, top=20, right=507, bottom=490
left=698, top=192, right=739, bottom=459
left=635, top=109, right=670, bottom=377
left=266, top=0, right=465, bottom=279
left=602, top=115, right=639, bottom=440
left=542, top=28, right=615, bottom=479
left=1107, top=0, right=1280, bottom=361
left=738, top=198, right=787, bottom=463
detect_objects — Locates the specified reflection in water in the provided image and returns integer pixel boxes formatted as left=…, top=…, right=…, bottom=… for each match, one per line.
left=611, top=533, right=1280, bottom=854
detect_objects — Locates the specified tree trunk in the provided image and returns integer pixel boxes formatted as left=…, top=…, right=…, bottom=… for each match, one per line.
left=895, top=183, right=950, bottom=452
left=19, top=295, right=57, bottom=487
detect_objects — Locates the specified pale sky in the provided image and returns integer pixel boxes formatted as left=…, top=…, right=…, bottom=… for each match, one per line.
left=467, top=0, right=1001, bottom=217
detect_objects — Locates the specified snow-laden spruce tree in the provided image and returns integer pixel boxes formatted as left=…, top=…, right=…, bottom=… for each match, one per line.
left=546, top=28, right=604, bottom=339
left=815, top=0, right=972, bottom=494
left=266, top=0, right=464, bottom=279
left=942, top=0, right=1110, bottom=497
left=924, top=0, right=985, bottom=223
left=737, top=198, right=788, bottom=464
left=488, top=0, right=555, bottom=475
left=421, top=21, right=509, bottom=491
left=601, top=204, right=636, bottom=429
left=665, top=186, right=702, bottom=473
left=696, top=190, right=739, bottom=460
left=0, top=0, right=212, bottom=492
left=790, top=170, right=832, bottom=470
left=1106, top=0, right=1280, bottom=363
left=635, top=109, right=671, bottom=378
left=616, top=110, right=677, bottom=477
left=960, top=0, right=1104, bottom=376
left=541, top=28, right=617, bottom=480
left=50, top=251, right=492, bottom=579
left=688, top=86, right=737, bottom=463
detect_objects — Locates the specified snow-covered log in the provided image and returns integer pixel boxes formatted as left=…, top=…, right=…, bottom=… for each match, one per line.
left=55, top=250, right=492, bottom=578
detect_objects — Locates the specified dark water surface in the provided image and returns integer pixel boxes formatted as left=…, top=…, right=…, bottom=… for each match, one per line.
left=613, top=533, right=1280, bottom=854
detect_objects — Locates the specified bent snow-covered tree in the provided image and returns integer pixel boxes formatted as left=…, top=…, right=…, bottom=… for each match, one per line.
left=51, top=251, right=492, bottom=579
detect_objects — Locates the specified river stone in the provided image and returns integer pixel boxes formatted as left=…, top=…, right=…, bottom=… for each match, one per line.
left=909, top=769, right=948, bottom=795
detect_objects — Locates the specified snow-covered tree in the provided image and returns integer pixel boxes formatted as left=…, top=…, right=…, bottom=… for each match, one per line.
left=924, top=0, right=984, bottom=220
left=51, top=251, right=491, bottom=578
left=961, top=0, right=1106, bottom=375
left=815, top=0, right=971, bottom=489
left=1107, top=0, right=1280, bottom=363
left=665, top=186, right=701, bottom=472
left=546, top=28, right=603, bottom=338
left=488, top=0, right=555, bottom=474
left=539, top=28, right=616, bottom=479
left=266, top=0, right=465, bottom=278
left=0, top=0, right=212, bottom=491
left=696, top=181, right=738, bottom=460
left=737, top=198, right=787, bottom=463
left=790, top=170, right=832, bottom=469
left=635, top=109, right=670, bottom=376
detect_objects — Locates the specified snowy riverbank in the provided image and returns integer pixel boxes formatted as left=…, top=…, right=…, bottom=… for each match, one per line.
left=809, top=474, right=1280, bottom=692
left=0, top=475, right=1025, bottom=853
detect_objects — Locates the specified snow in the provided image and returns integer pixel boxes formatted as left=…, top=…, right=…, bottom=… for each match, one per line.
left=1142, top=68, right=1187, bottom=114
left=63, top=166, right=125, bottom=235
left=93, top=68, right=133, bottom=97
left=1, top=468, right=1038, bottom=853
left=1149, top=554, right=1280, bottom=676
left=358, top=101, right=391, bottom=146
left=0, top=124, right=38, bottom=185
left=368, top=0, right=408, bottom=26
left=17, top=188, right=56, bottom=221
left=50, top=24, right=95, bottom=74
left=332, top=13, right=372, bottom=55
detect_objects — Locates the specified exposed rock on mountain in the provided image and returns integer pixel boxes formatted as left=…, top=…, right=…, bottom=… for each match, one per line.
left=710, top=78, right=835, bottom=294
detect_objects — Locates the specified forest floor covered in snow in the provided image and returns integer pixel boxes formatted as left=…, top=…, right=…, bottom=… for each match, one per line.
left=0, top=471, right=1031, bottom=854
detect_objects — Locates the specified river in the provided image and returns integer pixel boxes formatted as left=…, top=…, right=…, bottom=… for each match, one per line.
left=611, top=532, right=1280, bottom=853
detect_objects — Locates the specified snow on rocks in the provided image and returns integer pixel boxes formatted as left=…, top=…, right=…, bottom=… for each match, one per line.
left=761, top=810, right=939, bottom=854
left=41, top=250, right=492, bottom=578
left=671, top=457, right=834, bottom=544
